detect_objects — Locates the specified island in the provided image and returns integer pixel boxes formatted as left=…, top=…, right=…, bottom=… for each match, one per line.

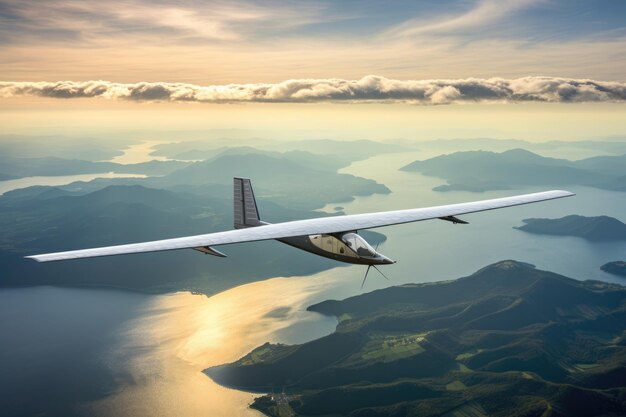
left=206, top=260, right=626, bottom=417
left=601, top=261, right=626, bottom=277
left=515, top=215, right=626, bottom=241
left=400, top=148, right=626, bottom=192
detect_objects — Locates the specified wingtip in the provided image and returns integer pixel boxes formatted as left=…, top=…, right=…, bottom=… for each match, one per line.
left=25, top=253, right=60, bottom=262
left=545, top=189, right=575, bottom=198
left=24, top=255, right=43, bottom=262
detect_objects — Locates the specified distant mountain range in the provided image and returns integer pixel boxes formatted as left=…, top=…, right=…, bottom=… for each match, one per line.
left=151, top=152, right=389, bottom=210
left=403, top=138, right=626, bottom=156
left=0, top=138, right=395, bottom=181
left=0, top=145, right=390, bottom=212
left=400, top=149, right=626, bottom=192
left=0, top=155, right=192, bottom=179
left=166, top=146, right=355, bottom=172
left=0, top=134, right=133, bottom=160
left=515, top=215, right=626, bottom=241
left=152, top=139, right=407, bottom=161
left=207, top=261, right=626, bottom=417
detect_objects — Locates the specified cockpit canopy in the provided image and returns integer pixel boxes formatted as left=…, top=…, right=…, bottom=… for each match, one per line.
left=341, top=233, right=377, bottom=257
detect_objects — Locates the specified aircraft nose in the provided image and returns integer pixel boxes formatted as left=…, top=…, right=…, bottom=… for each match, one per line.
left=379, top=255, right=396, bottom=265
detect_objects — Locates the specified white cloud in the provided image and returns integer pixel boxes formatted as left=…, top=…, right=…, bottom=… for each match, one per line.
left=383, top=0, right=544, bottom=39
left=2, top=0, right=338, bottom=44
left=2, top=76, right=625, bottom=104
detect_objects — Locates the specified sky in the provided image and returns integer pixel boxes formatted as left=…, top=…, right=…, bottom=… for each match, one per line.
left=1, top=0, right=625, bottom=140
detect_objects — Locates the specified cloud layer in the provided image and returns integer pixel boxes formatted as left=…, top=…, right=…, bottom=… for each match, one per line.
left=2, top=76, right=625, bottom=104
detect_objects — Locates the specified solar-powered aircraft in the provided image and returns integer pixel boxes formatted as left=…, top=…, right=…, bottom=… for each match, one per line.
left=27, top=178, right=574, bottom=286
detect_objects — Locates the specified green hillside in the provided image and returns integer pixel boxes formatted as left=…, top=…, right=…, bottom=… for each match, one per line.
left=207, top=261, right=626, bottom=417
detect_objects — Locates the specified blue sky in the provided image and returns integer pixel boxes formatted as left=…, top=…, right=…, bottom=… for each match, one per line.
left=2, top=0, right=625, bottom=44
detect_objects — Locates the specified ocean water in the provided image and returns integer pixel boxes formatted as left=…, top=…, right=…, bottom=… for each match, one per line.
left=0, top=287, right=153, bottom=417
left=0, top=280, right=338, bottom=417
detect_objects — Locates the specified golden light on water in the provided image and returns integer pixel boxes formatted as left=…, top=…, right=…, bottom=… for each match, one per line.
left=109, top=141, right=171, bottom=164
left=83, top=274, right=340, bottom=417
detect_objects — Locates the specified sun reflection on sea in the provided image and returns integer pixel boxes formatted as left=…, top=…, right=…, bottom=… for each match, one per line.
left=82, top=274, right=340, bottom=417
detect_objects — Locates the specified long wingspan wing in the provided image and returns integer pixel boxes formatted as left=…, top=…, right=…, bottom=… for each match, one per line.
left=26, top=190, right=574, bottom=262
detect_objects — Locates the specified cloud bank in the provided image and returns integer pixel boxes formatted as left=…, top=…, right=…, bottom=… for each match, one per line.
left=1, top=76, right=625, bottom=104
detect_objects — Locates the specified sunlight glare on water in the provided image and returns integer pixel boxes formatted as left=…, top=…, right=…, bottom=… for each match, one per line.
left=108, top=141, right=171, bottom=164
left=83, top=275, right=338, bottom=417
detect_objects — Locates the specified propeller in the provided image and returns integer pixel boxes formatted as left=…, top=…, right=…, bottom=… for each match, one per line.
left=372, top=265, right=389, bottom=280
left=361, top=239, right=390, bottom=289
left=361, top=263, right=390, bottom=289
left=361, top=265, right=372, bottom=289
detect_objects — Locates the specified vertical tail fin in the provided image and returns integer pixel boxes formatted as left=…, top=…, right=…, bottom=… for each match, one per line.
left=233, top=177, right=263, bottom=229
